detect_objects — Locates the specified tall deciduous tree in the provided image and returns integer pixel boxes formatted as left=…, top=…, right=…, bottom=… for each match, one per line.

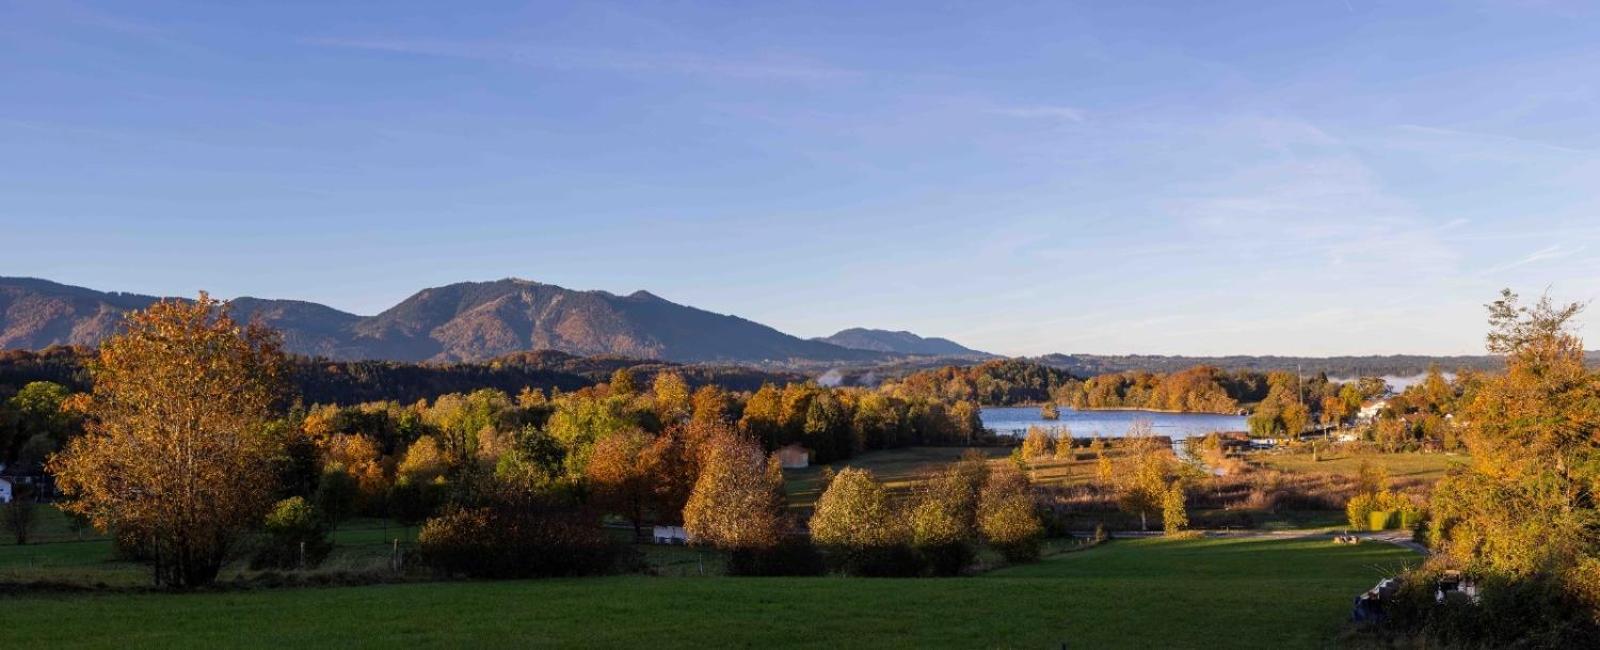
left=683, top=430, right=780, bottom=550
left=585, top=428, right=657, bottom=537
left=1116, top=426, right=1173, bottom=531
left=810, top=469, right=904, bottom=557
left=51, top=294, right=288, bottom=587
left=1430, top=291, right=1600, bottom=581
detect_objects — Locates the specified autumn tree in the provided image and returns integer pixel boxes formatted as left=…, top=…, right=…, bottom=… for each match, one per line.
left=1021, top=426, right=1054, bottom=460
left=1162, top=481, right=1188, bottom=535
left=978, top=464, right=1042, bottom=562
left=689, top=385, right=730, bottom=426
left=51, top=295, right=288, bottom=587
left=909, top=463, right=981, bottom=575
left=320, top=433, right=388, bottom=513
left=608, top=368, right=638, bottom=398
left=738, top=383, right=784, bottom=448
left=1430, top=291, right=1600, bottom=578
left=810, top=467, right=910, bottom=575
left=397, top=435, right=448, bottom=486
left=585, top=428, right=657, bottom=537
left=1053, top=427, right=1077, bottom=461
left=1092, top=436, right=1114, bottom=486
left=647, top=419, right=733, bottom=523
left=683, top=431, right=781, bottom=551
left=1116, top=427, right=1173, bottom=531
left=650, top=371, right=691, bottom=424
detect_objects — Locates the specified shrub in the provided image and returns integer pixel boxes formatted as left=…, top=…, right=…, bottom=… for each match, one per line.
left=251, top=496, right=332, bottom=570
left=810, top=468, right=916, bottom=576
left=1021, top=426, right=1053, bottom=459
left=1367, top=510, right=1397, bottom=532
left=908, top=466, right=980, bottom=576
left=1373, top=565, right=1600, bottom=648
left=2, top=488, right=38, bottom=545
left=979, top=466, right=1043, bottom=563
left=418, top=497, right=623, bottom=579
left=1346, top=492, right=1376, bottom=530
left=1161, top=482, right=1188, bottom=536
left=388, top=479, right=447, bottom=526
left=726, top=536, right=826, bottom=577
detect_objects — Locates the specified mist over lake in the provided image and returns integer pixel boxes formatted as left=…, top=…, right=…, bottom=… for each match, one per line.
left=981, top=406, right=1248, bottom=440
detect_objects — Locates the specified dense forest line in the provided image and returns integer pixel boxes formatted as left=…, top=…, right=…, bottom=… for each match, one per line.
left=0, top=347, right=802, bottom=406
left=1029, top=352, right=1566, bottom=378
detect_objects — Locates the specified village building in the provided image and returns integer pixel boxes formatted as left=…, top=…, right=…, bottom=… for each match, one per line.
left=776, top=443, right=810, bottom=469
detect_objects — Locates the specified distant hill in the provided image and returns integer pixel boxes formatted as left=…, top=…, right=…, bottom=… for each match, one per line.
left=0, top=277, right=886, bottom=365
left=815, top=328, right=991, bottom=358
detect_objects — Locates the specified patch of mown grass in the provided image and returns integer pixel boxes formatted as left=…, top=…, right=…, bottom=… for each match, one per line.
left=1256, top=451, right=1461, bottom=482
left=0, top=536, right=1414, bottom=649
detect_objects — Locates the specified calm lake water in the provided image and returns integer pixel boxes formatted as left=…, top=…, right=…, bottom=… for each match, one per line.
left=980, top=406, right=1248, bottom=441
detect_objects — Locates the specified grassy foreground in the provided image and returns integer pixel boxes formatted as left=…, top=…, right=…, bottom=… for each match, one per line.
left=1, top=536, right=1414, bottom=649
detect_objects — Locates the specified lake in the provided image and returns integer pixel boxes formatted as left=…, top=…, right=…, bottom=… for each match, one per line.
left=980, top=406, right=1248, bottom=441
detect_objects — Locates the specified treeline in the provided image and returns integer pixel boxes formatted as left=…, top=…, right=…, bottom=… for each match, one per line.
left=882, top=359, right=1076, bottom=406
left=294, top=351, right=800, bottom=404
left=1033, top=352, right=1519, bottom=378
left=0, top=346, right=802, bottom=407
left=1051, top=366, right=1265, bottom=413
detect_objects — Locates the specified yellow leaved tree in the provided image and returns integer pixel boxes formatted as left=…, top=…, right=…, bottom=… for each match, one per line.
left=51, top=294, right=288, bottom=588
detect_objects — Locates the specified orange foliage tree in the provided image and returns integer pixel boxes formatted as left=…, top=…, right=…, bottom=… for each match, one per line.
left=51, top=294, right=288, bottom=587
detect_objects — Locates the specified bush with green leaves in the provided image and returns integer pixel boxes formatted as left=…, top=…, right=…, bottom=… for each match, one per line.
left=251, top=496, right=333, bottom=570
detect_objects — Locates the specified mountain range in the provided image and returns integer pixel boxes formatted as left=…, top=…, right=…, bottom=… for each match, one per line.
left=814, top=328, right=991, bottom=358
left=0, top=277, right=983, bottom=365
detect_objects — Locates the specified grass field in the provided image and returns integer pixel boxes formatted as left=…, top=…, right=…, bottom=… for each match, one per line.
left=783, top=446, right=1103, bottom=509
left=0, top=536, right=1415, bottom=649
left=1255, top=450, right=1462, bottom=483
left=783, top=446, right=1014, bottom=507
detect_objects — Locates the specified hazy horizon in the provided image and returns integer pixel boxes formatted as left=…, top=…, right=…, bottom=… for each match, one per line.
left=5, top=1, right=1599, bottom=356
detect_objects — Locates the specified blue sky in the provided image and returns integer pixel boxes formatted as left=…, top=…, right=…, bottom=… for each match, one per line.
left=3, top=1, right=1599, bottom=356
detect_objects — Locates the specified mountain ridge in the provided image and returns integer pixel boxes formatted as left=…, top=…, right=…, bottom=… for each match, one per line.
left=0, top=276, right=955, bottom=365
left=815, top=327, right=991, bottom=358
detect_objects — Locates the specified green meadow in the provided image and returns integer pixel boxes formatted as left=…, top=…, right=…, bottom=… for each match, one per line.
left=1, top=536, right=1414, bottom=649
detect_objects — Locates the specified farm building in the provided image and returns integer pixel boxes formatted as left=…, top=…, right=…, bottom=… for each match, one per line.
left=0, top=475, right=12, bottom=504
left=777, top=444, right=810, bottom=469
left=1357, top=400, right=1389, bottom=422
left=652, top=525, right=688, bottom=545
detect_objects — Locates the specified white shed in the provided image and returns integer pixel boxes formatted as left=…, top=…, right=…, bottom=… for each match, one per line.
left=0, top=476, right=12, bottom=504
left=652, top=525, right=688, bottom=545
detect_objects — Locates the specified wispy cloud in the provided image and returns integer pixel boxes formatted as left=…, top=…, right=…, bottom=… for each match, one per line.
left=1479, top=243, right=1584, bottom=274
left=1398, top=124, right=1594, bottom=156
left=987, top=105, right=1086, bottom=122
left=307, top=37, right=857, bottom=81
